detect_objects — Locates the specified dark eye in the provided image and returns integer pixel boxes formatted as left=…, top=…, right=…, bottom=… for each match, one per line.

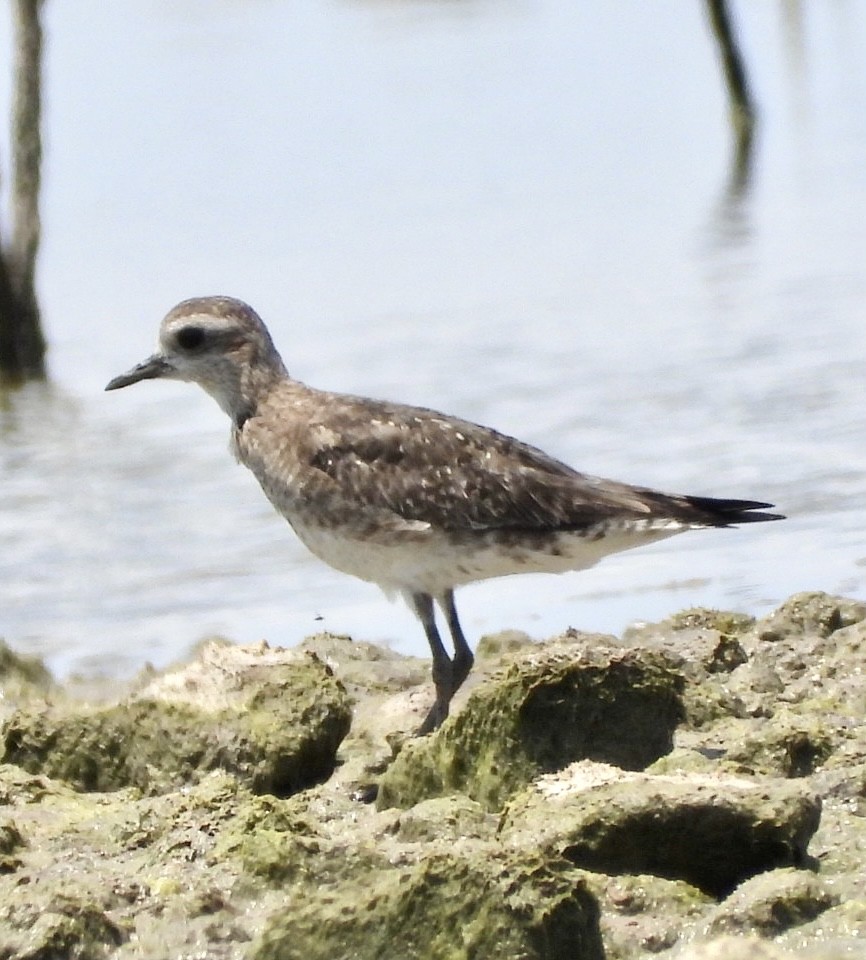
left=176, top=326, right=206, bottom=350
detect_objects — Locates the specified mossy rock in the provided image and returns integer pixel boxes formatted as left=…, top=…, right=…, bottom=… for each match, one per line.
left=379, top=644, right=684, bottom=811
left=254, top=850, right=604, bottom=960
left=1, top=644, right=351, bottom=796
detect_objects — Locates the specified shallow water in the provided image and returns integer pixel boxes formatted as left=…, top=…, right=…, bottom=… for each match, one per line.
left=1, top=1, right=865, bottom=677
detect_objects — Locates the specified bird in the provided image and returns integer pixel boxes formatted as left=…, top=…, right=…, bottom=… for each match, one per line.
left=106, top=296, right=783, bottom=734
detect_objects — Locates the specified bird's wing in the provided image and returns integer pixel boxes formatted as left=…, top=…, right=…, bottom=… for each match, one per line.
left=291, top=395, right=673, bottom=534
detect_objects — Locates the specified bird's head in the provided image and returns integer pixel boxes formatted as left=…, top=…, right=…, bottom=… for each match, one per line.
left=105, top=296, right=287, bottom=418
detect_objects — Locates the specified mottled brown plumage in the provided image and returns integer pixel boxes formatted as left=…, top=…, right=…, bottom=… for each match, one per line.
left=107, top=296, right=783, bottom=732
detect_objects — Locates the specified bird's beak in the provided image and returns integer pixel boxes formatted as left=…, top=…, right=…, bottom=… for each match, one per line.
left=105, top=354, right=175, bottom=391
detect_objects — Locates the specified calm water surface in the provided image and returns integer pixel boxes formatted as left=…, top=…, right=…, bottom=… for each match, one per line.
left=1, top=1, right=865, bottom=677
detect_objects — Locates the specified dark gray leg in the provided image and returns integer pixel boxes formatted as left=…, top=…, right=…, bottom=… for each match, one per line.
left=440, top=589, right=474, bottom=693
left=410, top=591, right=454, bottom=735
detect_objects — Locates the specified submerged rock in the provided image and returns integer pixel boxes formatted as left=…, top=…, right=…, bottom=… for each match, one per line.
left=1, top=642, right=351, bottom=796
left=378, top=640, right=684, bottom=811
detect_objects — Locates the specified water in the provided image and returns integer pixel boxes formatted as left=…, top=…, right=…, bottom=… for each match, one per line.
left=1, top=1, right=865, bottom=678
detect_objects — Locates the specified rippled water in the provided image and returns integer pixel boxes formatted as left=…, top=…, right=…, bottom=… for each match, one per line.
left=1, top=1, right=865, bottom=677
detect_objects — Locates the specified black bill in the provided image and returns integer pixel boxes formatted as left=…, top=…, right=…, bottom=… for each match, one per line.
left=105, top=355, right=174, bottom=391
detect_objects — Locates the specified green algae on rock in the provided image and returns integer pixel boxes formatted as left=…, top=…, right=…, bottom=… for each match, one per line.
left=1, top=642, right=351, bottom=796
left=378, top=642, right=684, bottom=811
left=253, top=849, right=604, bottom=960
left=2, top=592, right=866, bottom=960
left=0, top=767, right=255, bottom=960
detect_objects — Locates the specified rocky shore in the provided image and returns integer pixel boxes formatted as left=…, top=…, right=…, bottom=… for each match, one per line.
left=0, top=591, right=864, bottom=959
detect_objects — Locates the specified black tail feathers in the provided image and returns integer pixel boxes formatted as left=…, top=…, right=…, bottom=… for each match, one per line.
left=685, top=495, right=785, bottom=526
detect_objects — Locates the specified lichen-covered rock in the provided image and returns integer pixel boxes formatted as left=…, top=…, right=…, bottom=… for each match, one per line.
left=378, top=642, right=684, bottom=811
left=734, top=606, right=866, bottom=717
left=1, top=642, right=351, bottom=796
left=215, top=785, right=386, bottom=889
left=0, top=767, right=266, bottom=959
left=294, top=632, right=432, bottom=789
left=500, top=761, right=821, bottom=898
left=253, top=850, right=604, bottom=960
left=298, top=632, right=427, bottom=694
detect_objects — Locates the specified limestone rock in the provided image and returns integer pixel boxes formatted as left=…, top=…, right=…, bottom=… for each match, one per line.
left=1, top=642, right=351, bottom=796
left=500, top=761, right=821, bottom=898
left=704, top=868, right=836, bottom=937
left=755, top=592, right=866, bottom=643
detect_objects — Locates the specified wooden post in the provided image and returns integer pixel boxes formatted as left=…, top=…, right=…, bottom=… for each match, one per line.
left=0, top=0, right=47, bottom=383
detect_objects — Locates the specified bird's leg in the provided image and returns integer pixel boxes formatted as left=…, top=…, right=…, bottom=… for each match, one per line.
left=440, top=589, right=474, bottom=693
left=410, top=591, right=454, bottom=735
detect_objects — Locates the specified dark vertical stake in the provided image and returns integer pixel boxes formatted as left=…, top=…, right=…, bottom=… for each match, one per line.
left=0, top=0, right=47, bottom=384
left=705, top=0, right=756, bottom=190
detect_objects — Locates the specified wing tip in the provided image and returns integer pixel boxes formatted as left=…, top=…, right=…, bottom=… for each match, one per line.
left=686, top=496, right=786, bottom=525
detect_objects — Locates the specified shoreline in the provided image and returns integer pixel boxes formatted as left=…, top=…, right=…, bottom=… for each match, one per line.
left=0, top=591, right=864, bottom=959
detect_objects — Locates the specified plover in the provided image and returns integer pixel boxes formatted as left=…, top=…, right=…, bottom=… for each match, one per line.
left=106, top=296, right=783, bottom=733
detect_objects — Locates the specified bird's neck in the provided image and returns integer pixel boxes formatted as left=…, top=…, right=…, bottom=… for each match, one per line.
left=207, top=353, right=291, bottom=424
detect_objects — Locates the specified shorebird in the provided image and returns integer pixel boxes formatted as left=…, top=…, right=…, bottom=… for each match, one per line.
left=106, top=296, right=783, bottom=733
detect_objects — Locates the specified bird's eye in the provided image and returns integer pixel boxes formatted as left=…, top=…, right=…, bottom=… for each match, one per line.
left=176, top=326, right=206, bottom=350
